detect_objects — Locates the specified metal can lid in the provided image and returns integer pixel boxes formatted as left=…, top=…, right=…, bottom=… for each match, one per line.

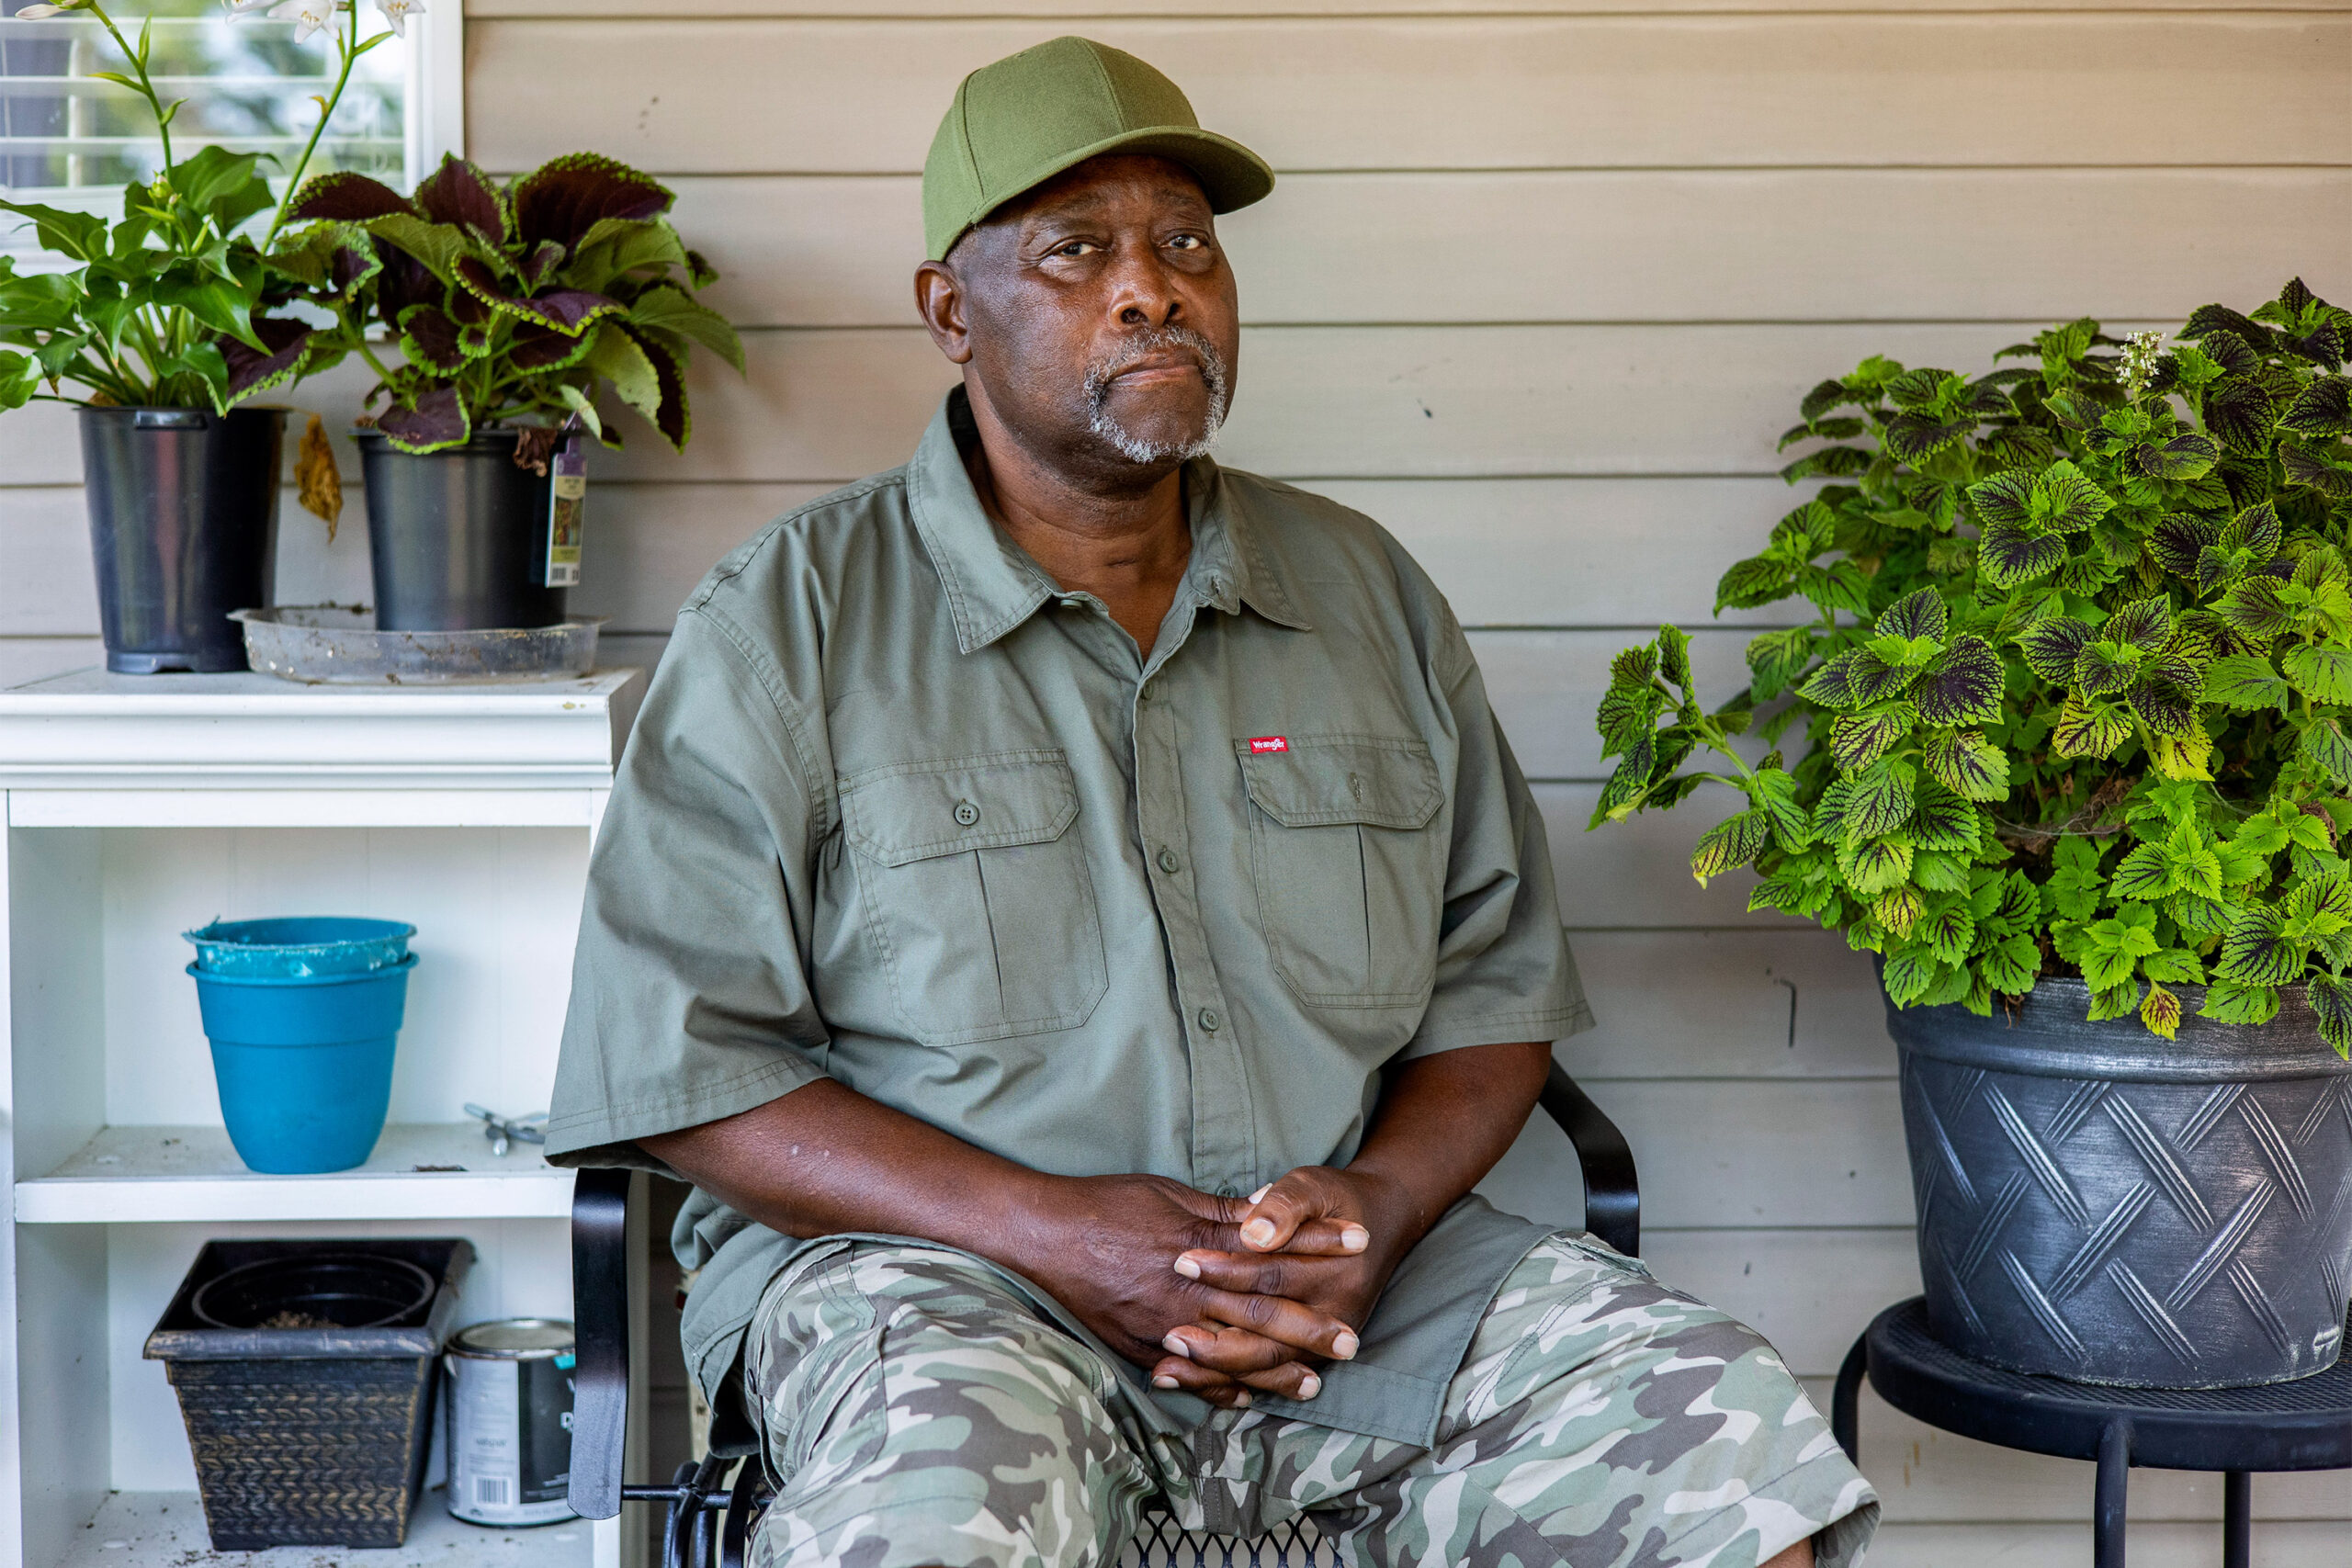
left=449, top=1317, right=575, bottom=1358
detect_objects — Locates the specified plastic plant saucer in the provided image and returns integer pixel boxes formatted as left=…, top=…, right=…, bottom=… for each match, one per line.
left=231, top=604, right=605, bottom=684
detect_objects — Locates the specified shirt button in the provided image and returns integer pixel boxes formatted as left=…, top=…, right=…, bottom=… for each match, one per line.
left=1197, top=1008, right=1220, bottom=1032
left=953, top=800, right=979, bottom=828
left=1157, top=848, right=1181, bottom=874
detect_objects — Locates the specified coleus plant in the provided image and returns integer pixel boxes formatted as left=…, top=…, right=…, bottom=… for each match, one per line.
left=1590, top=280, right=2352, bottom=1053
left=272, top=152, right=742, bottom=453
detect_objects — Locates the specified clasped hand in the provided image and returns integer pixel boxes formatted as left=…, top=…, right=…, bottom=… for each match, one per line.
left=1027, top=1165, right=1408, bottom=1409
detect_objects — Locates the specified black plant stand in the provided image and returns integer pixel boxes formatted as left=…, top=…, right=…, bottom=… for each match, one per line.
left=1833, top=1297, right=2352, bottom=1567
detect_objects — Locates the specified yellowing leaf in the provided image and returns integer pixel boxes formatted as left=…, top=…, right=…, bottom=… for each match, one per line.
left=2140, top=983, right=2183, bottom=1040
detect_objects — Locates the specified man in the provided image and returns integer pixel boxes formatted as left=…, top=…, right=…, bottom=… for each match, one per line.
left=548, top=36, right=1878, bottom=1568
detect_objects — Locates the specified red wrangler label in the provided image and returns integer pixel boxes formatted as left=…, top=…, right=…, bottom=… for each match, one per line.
left=1248, top=736, right=1289, bottom=753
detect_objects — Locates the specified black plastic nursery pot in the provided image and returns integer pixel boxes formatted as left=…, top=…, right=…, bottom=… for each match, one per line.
left=357, top=429, right=569, bottom=631
left=79, top=406, right=283, bottom=674
left=144, top=1236, right=472, bottom=1549
left=1887, top=976, right=2352, bottom=1389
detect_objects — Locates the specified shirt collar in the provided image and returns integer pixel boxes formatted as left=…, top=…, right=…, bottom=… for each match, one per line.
left=906, top=389, right=1312, bottom=655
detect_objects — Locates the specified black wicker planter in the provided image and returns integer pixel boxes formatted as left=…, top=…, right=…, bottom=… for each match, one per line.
left=1888, top=979, right=2352, bottom=1388
left=144, top=1237, right=473, bottom=1548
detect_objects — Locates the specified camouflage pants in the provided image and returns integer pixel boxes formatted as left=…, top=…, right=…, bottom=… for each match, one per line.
left=743, top=1234, right=1879, bottom=1568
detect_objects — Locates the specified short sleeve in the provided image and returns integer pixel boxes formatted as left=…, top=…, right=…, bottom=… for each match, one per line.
left=544, top=608, right=833, bottom=1169
left=1399, top=621, right=1595, bottom=1059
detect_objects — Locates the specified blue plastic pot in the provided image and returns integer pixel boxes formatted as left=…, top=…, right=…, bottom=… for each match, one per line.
left=188, top=954, right=416, bottom=1174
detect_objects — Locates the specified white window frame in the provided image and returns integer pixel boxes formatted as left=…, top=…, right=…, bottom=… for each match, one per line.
left=0, top=4, right=463, bottom=266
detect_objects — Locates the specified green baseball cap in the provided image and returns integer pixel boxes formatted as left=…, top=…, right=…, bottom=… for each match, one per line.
left=922, top=36, right=1275, bottom=262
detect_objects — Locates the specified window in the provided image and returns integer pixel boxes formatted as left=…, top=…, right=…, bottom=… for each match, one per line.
left=0, top=0, right=460, bottom=266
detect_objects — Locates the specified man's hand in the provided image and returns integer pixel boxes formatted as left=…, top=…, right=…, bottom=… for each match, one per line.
left=1144, top=1165, right=1413, bottom=1404
left=1007, top=1172, right=1367, bottom=1408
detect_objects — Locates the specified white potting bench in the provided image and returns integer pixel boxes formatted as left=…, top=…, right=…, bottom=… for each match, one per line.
left=0, top=668, right=650, bottom=1568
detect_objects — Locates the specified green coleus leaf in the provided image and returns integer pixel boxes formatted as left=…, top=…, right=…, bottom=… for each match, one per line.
left=1877, top=884, right=1926, bottom=939
left=1780, top=446, right=1872, bottom=483
left=1800, top=649, right=1918, bottom=710
left=1905, top=783, right=1983, bottom=852
left=2050, top=694, right=2132, bottom=761
left=1611, top=645, right=1658, bottom=685
left=1656, top=625, right=1693, bottom=690
left=1881, top=945, right=1940, bottom=1007
left=1716, top=555, right=1792, bottom=612
left=1747, top=767, right=1814, bottom=851
left=2304, top=974, right=2352, bottom=1059
left=2169, top=893, right=2233, bottom=936
left=2126, top=674, right=2201, bottom=738
left=1843, top=758, right=1918, bottom=838
left=2220, top=500, right=2282, bottom=560
left=2087, top=980, right=2146, bottom=1022
left=1885, top=412, right=1974, bottom=464
left=1919, top=899, right=1975, bottom=964
left=2280, top=442, right=2352, bottom=501
left=2203, top=376, right=2280, bottom=455
left=2130, top=428, right=2220, bottom=479
left=1829, top=704, right=1915, bottom=773
left=1913, top=849, right=1971, bottom=892
left=2205, top=653, right=2292, bottom=711
left=2200, top=983, right=2281, bottom=1026
left=1690, top=809, right=1770, bottom=886
left=1911, top=636, right=2005, bottom=727
left=2135, top=982, right=2183, bottom=1038
left=2032, top=459, right=2116, bottom=532
left=2142, top=947, right=2208, bottom=985
left=2301, top=717, right=2352, bottom=789
left=1745, top=627, right=1816, bottom=701
left=1979, top=932, right=2041, bottom=994
left=2111, top=821, right=2223, bottom=902
left=2217, top=906, right=2305, bottom=987
left=2282, top=643, right=2352, bottom=705
left=2074, top=639, right=2144, bottom=697
left=2214, top=577, right=2293, bottom=643
left=1589, top=738, right=1656, bottom=828
left=1966, top=468, right=2034, bottom=528
left=1875, top=588, right=1950, bottom=643
left=1793, top=561, right=1874, bottom=616
left=1838, top=836, right=1917, bottom=896
left=2107, top=596, right=2174, bottom=651
left=1977, top=524, right=2067, bottom=590
left=1595, top=682, right=1659, bottom=759
left=1923, top=728, right=2009, bottom=802
left=2278, top=376, right=2352, bottom=440
left=2015, top=616, right=2094, bottom=683
left=2146, top=514, right=2220, bottom=580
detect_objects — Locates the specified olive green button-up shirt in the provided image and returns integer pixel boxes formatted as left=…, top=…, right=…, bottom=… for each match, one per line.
left=547, top=390, right=1592, bottom=1448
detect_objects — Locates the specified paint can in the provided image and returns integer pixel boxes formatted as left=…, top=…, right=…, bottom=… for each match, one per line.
left=444, top=1318, right=577, bottom=1526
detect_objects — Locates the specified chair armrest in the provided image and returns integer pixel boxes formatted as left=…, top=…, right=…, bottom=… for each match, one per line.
left=1537, top=1061, right=1640, bottom=1259
left=569, top=1168, right=635, bottom=1520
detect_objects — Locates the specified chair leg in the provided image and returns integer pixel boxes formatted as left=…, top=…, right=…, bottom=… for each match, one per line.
left=2094, top=1420, right=2131, bottom=1568
left=2222, top=1472, right=2250, bottom=1568
left=1831, top=1333, right=1866, bottom=1465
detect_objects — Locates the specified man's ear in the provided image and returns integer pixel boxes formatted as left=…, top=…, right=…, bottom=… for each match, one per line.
left=914, top=260, right=974, bottom=366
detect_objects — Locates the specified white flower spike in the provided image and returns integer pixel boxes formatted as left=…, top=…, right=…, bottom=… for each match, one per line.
left=224, top=0, right=279, bottom=14
left=374, top=0, right=422, bottom=36
left=267, top=0, right=337, bottom=42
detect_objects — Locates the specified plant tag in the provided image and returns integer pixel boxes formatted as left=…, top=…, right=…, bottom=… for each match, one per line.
left=1248, top=736, right=1289, bottom=753
left=544, top=434, right=587, bottom=588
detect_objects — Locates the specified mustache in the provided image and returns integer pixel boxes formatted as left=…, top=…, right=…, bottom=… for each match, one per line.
left=1082, top=326, right=1231, bottom=414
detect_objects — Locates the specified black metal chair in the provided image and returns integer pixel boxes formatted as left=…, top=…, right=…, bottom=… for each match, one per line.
left=566, top=1061, right=1639, bottom=1568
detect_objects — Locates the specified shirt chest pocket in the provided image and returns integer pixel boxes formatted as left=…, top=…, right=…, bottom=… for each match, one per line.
left=840, top=752, right=1108, bottom=1046
left=1237, top=736, right=1446, bottom=1009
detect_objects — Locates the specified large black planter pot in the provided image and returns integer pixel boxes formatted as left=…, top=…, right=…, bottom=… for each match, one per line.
left=356, top=430, right=567, bottom=631
left=80, top=406, right=284, bottom=673
left=1889, top=978, right=2352, bottom=1388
